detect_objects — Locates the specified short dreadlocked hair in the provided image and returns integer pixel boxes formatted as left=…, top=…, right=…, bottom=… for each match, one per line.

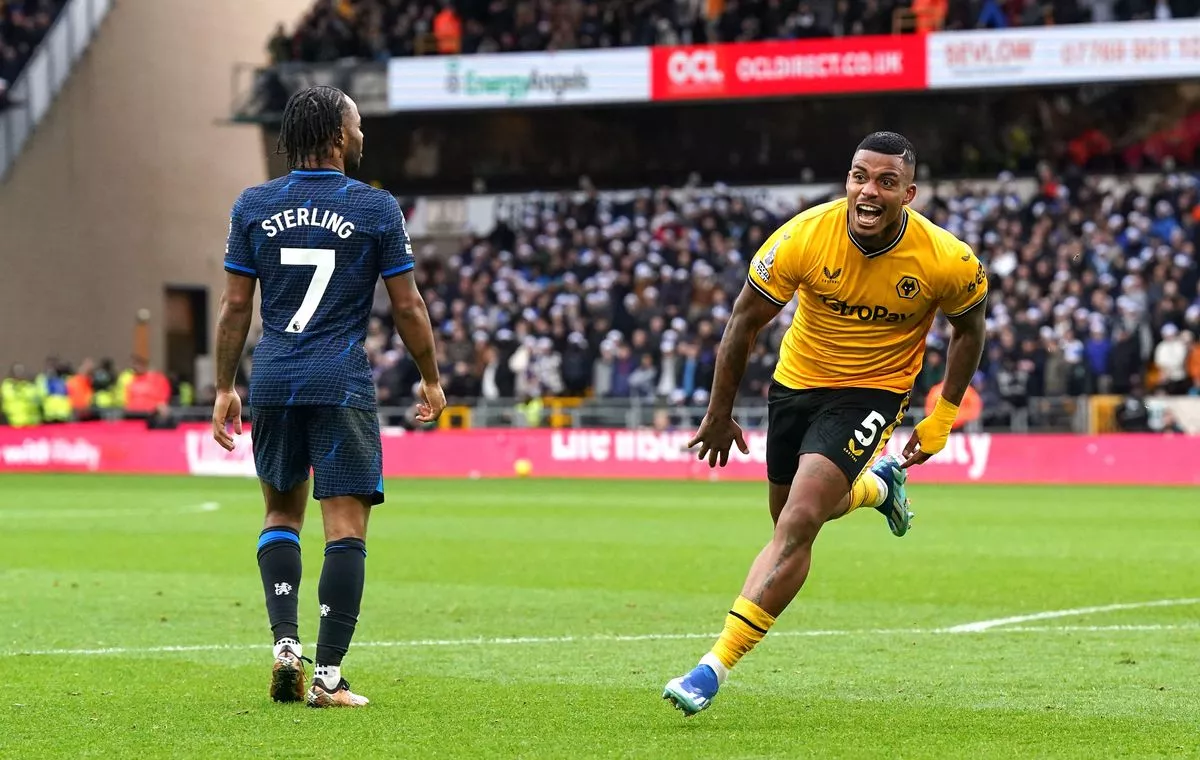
left=276, top=85, right=347, bottom=170
left=856, top=131, right=916, bottom=169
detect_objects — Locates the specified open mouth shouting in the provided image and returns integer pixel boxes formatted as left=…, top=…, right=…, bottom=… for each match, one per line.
left=854, top=202, right=885, bottom=228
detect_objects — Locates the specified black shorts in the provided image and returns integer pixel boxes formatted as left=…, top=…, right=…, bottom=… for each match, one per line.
left=766, top=382, right=910, bottom=487
left=251, top=406, right=384, bottom=505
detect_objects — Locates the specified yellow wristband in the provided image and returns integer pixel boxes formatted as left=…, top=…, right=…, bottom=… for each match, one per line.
left=913, top=396, right=959, bottom=456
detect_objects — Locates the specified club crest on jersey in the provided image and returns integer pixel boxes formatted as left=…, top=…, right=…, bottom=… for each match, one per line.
left=895, top=275, right=921, bottom=300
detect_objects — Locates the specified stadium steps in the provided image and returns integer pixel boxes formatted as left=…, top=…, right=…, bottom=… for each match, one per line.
left=0, top=0, right=114, bottom=182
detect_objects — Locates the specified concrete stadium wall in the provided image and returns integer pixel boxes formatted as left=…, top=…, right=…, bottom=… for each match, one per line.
left=0, top=0, right=311, bottom=372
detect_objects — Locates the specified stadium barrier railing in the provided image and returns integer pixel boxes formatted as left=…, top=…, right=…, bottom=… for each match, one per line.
left=148, top=395, right=1089, bottom=433
left=24, top=394, right=1193, bottom=434
left=13, top=395, right=1199, bottom=434
left=0, top=0, right=112, bottom=181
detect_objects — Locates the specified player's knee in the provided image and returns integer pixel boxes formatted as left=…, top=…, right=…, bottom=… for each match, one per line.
left=774, top=497, right=824, bottom=543
left=768, top=482, right=791, bottom=525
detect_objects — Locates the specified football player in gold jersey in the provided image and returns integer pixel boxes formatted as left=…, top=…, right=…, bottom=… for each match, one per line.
left=663, top=132, right=988, bottom=715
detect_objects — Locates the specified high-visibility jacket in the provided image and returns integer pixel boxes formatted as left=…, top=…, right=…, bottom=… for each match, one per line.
left=1, top=379, right=41, bottom=427
left=67, top=373, right=94, bottom=411
left=115, top=369, right=135, bottom=408
left=37, top=373, right=72, bottom=422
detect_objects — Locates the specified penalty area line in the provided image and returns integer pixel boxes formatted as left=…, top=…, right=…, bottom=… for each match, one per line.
left=5, top=623, right=1197, bottom=658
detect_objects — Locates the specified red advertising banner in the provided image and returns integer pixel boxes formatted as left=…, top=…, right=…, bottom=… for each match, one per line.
left=650, top=35, right=927, bottom=102
left=0, top=424, right=1197, bottom=485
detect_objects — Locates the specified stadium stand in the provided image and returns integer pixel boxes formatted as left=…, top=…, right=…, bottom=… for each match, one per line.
left=0, top=0, right=65, bottom=108
left=6, top=2, right=1200, bottom=433
left=6, top=166, right=1199, bottom=429
left=269, top=0, right=1200, bottom=63
left=357, top=169, right=1200, bottom=420
left=5, top=168, right=1199, bottom=429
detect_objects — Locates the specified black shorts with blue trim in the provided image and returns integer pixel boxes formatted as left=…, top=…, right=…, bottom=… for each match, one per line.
left=250, top=406, right=384, bottom=505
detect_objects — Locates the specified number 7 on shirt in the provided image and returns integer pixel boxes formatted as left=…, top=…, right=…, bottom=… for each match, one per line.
left=281, top=247, right=335, bottom=333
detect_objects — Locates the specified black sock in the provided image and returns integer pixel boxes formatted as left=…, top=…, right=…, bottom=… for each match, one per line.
left=257, top=526, right=302, bottom=643
left=316, top=538, right=366, bottom=667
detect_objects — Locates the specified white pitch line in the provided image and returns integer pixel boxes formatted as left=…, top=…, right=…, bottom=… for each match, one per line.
left=6, top=623, right=1196, bottom=659
left=998, top=624, right=1198, bottom=633
left=0, top=502, right=220, bottom=519
left=941, top=598, right=1200, bottom=633
left=3, top=630, right=886, bottom=657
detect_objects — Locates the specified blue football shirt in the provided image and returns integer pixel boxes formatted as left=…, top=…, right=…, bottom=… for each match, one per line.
left=223, top=169, right=413, bottom=410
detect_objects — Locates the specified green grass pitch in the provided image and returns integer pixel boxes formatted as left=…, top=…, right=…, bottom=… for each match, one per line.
left=2, top=474, right=1198, bottom=759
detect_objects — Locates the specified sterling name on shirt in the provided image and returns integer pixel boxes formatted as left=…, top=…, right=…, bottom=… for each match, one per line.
left=261, top=207, right=356, bottom=239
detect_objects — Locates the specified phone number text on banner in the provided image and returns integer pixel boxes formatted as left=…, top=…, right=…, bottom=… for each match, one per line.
left=927, top=19, right=1200, bottom=89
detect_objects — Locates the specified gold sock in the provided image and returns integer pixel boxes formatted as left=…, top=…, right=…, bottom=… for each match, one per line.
left=709, top=596, right=777, bottom=670
left=846, top=470, right=886, bottom=514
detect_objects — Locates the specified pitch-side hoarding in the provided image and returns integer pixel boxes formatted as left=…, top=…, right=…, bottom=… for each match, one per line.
left=2, top=424, right=1197, bottom=485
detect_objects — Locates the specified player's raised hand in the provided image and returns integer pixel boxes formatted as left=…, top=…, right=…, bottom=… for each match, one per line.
left=900, top=429, right=933, bottom=469
left=687, top=413, right=750, bottom=468
left=415, top=379, right=446, bottom=424
left=212, top=389, right=243, bottom=452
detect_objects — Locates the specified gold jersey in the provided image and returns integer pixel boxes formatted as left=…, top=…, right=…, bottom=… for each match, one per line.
left=747, top=198, right=988, bottom=394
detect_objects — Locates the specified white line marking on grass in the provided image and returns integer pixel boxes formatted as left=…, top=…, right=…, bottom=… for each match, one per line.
left=998, top=624, right=1198, bottom=633
left=6, top=623, right=1197, bottom=658
left=0, top=502, right=220, bottom=519
left=942, top=598, right=1200, bottom=633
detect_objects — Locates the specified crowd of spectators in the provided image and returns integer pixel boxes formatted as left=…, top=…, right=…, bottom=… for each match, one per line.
left=270, top=0, right=1200, bottom=63
left=0, top=0, right=63, bottom=109
left=351, top=166, right=1200, bottom=431
left=1, top=357, right=180, bottom=428
left=11, top=170, right=1200, bottom=430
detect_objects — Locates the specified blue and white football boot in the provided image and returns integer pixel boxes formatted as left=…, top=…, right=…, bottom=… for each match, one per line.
left=662, top=659, right=722, bottom=716
left=871, top=454, right=914, bottom=537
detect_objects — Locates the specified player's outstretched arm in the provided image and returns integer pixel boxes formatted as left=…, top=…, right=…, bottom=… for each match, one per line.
left=213, top=272, right=257, bottom=451
left=384, top=271, right=445, bottom=423
left=902, top=296, right=987, bottom=468
left=689, top=281, right=783, bottom=468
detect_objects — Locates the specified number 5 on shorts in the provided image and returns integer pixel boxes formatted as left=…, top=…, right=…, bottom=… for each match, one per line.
left=281, top=248, right=335, bottom=333
left=854, top=411, right=887, bottom=447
